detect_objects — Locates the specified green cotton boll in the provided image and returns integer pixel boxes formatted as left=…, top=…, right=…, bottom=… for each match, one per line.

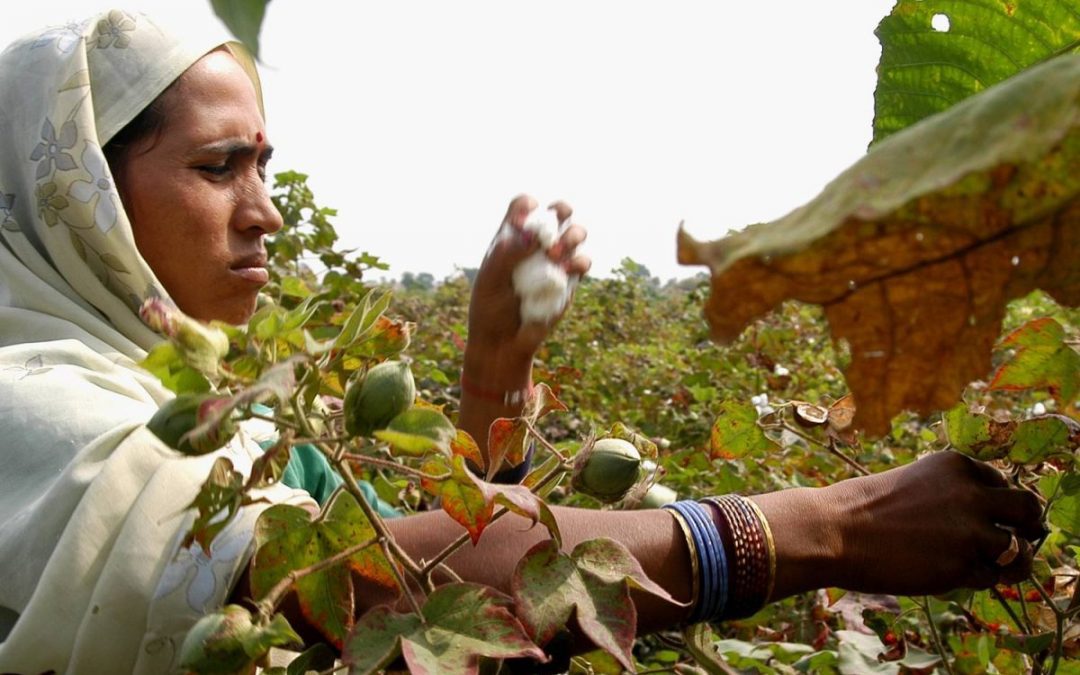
left=572, top=437, right=643, bottom=503
left=147, top=393, right=236, bottom=456
left=179, top=605, right=301, bottom=675
left=344, top=360, right=417, bottom=437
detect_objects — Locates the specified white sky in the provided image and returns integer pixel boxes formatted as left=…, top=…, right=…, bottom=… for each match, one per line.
left=4, top=1, right=896, bottom=282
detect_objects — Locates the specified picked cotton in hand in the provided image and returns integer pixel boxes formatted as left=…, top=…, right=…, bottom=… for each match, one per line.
left=508, top=205, right=572, bottom=324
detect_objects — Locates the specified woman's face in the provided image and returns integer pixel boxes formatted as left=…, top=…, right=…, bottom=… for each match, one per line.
left=117, top=50, right=282, bottom=325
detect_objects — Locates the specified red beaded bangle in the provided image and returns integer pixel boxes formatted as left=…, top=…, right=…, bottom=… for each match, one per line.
left=459, top=370, right=534, bottom=407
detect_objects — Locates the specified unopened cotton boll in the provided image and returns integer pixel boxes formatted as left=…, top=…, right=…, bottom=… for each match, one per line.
left=509, top=204, right=573, bottom=324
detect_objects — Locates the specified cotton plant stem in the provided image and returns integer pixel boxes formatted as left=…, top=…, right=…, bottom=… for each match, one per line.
left=772, top=421, right=870, bottom=476
left=990, top=587, right=1032, bottom=634
left=333, top=458, right=427, bottom=620
left=1030, top=575, right=1066, bottom=675
left=917, top=596, right=956, bottom=675
left=248, top=410, right=302, bottom=431
left=339, top=452, right=443, bottom=481
left=522, top=418, right=569, bottom=463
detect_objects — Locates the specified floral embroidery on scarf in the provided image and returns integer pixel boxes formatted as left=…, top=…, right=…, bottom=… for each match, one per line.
left=69, top=143, right=120, bottom=234
left=31, top=22, right=87, bottom=55
left=0, top=192, right=16, bottom=231
left=29, top=118, right=78, bottom=180
left=154, top=522, right=252, bottom=612
left=94, top=10, right=136, bottom=49
left=1, top=354, right=53, bottom=382
left=35, top=181, right=69, bottom=227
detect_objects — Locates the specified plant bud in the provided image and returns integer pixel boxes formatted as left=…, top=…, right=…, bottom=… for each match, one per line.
left=140, top=298, right=229, bottom=375
left=147, top=393, right=236, bottom=456
left=572, top=437, right=642, bottom=503
left=179, top=605, right=300, bottom=675
left=344, top=360, right=416, bottom=437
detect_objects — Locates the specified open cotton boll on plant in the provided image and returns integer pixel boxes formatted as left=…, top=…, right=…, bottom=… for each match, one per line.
left=508, top=204, right=575, bottom=324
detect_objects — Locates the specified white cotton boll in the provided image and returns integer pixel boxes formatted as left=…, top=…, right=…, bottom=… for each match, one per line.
left=1031, top=402, right=1047, bottom=416
left=513, top=253, right=569, bottom=323
left=509, top=203, right=573, bottom=324
left=522, top=206, right=561, bottom=250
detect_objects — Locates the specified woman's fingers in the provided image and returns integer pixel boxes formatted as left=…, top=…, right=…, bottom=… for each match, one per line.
left=965, top=455, right=1011, bottom=488
left=504, top=194, right=539, bottom=230
left=985, top=487, right=1046, bottom=540
left=548, top=223, right=587, bottom=262
left=997, top=538, right=1035, bottom=585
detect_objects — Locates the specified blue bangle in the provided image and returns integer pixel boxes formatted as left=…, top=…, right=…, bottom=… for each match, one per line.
left=664, top=500, right=728, bottom=622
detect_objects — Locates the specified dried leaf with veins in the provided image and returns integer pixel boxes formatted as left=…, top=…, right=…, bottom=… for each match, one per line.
left=679, top=55, right=1080, bottom=435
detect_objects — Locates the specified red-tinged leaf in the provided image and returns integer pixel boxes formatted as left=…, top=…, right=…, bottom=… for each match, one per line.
left=709, top=401, right=775, bottom=459
left=250, top=490, right=397, bottom=648
left=478, top=481, right=561, bottom=547
left=375, top=406, right=456, bottom=457
left=247, top=431, right=293, bottom=489
left=486, top=417, right=529, bottom=481
left=451, top=428, right=485, bottom=472
left=182, top=456, right=246, bottom=553
left=347, top=315, right=414, bottom=360
left=512, top=538, right=680, bottom=672
left=343, top=583, right=546, bottom=675
left=990, top=318, right=1080, bottom=408
left=421, top=455, right=493, bottom=544
left=185, top=356, right=304, bottom=445
left=522, top=382, right=568, bottom=421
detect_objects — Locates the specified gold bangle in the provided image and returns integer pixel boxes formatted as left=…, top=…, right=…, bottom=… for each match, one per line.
left=666, top=508, right=699, bottom=617
left=744, top=497, right=776, bottom=603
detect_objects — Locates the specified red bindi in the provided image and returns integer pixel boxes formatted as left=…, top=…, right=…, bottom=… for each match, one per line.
left=255, top=131, right=263, bottom=143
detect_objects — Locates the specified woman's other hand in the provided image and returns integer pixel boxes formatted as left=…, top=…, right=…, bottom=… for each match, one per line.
left=754, top=451, right=1045, bottom=599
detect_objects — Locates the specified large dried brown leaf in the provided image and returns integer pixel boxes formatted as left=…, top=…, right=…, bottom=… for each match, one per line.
left=678, top=55, right=1080, bottom=435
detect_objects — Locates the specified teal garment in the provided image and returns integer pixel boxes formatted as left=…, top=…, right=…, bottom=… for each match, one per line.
left=260, top=440, right=400, bottom=518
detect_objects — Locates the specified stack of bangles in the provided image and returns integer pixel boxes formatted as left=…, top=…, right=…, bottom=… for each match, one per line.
left=663, top=496, right=776, bottom=622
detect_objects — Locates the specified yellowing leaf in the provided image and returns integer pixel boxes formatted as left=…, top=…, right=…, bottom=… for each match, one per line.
left=679, top=55, right=1080, bottom=435
left=709, top=401, right=774, bottom=459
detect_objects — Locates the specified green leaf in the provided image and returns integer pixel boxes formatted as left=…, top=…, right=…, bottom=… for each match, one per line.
left=709, top=401, right=773, bottom=459
left=139, top=341, right=210, bottom=394
left=1009, top=416, right=1074, bottom=464
left=1041, top=473, right=1080, bottom=535
left=512, top=538, right=680, bottom=672
left=873, top=0, right=1080, bottom=143
left=376, top=406, right=457, bottom=457
left=835, top=630, right=900, bottom=674
left=678, top=55, right=1080, bottom=436
left=280, top=275, right=312, bottom=299
left=343, top=583, right=546, bottom=675
left=335, top=288, right=393, bottom=350
left=250, top=490, right=398, bottom=648
left=999, top=631, right=1056, bottom=655
left=210, top=0, right=270, bottom=59
left=990, top=317, right=1080, bottom=408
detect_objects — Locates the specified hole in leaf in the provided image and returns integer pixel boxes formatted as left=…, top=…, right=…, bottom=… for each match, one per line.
left=931, top=13, right=950, bottom=32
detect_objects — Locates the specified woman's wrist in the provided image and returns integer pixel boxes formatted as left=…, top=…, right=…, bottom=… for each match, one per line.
left=461, top=343, right=534, bottom=402
left=747, top=487, right=846, bottom=600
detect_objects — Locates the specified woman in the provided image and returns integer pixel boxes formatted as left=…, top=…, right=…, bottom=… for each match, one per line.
left=0, top=10, right=1043, bottom=674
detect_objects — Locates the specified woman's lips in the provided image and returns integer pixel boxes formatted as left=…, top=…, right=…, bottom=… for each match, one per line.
left=231, top=266, right=269, bottom=284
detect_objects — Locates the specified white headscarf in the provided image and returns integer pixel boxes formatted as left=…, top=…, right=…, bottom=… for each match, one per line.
left=0, top=11, right=310, bottom=673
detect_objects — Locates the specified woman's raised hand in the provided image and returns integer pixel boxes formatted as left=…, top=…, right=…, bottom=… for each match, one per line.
left=465, top=194, right=590, bottom=371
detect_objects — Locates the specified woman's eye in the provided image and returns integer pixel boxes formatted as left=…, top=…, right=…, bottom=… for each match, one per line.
left=198, top=164, right=230, bottom=177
